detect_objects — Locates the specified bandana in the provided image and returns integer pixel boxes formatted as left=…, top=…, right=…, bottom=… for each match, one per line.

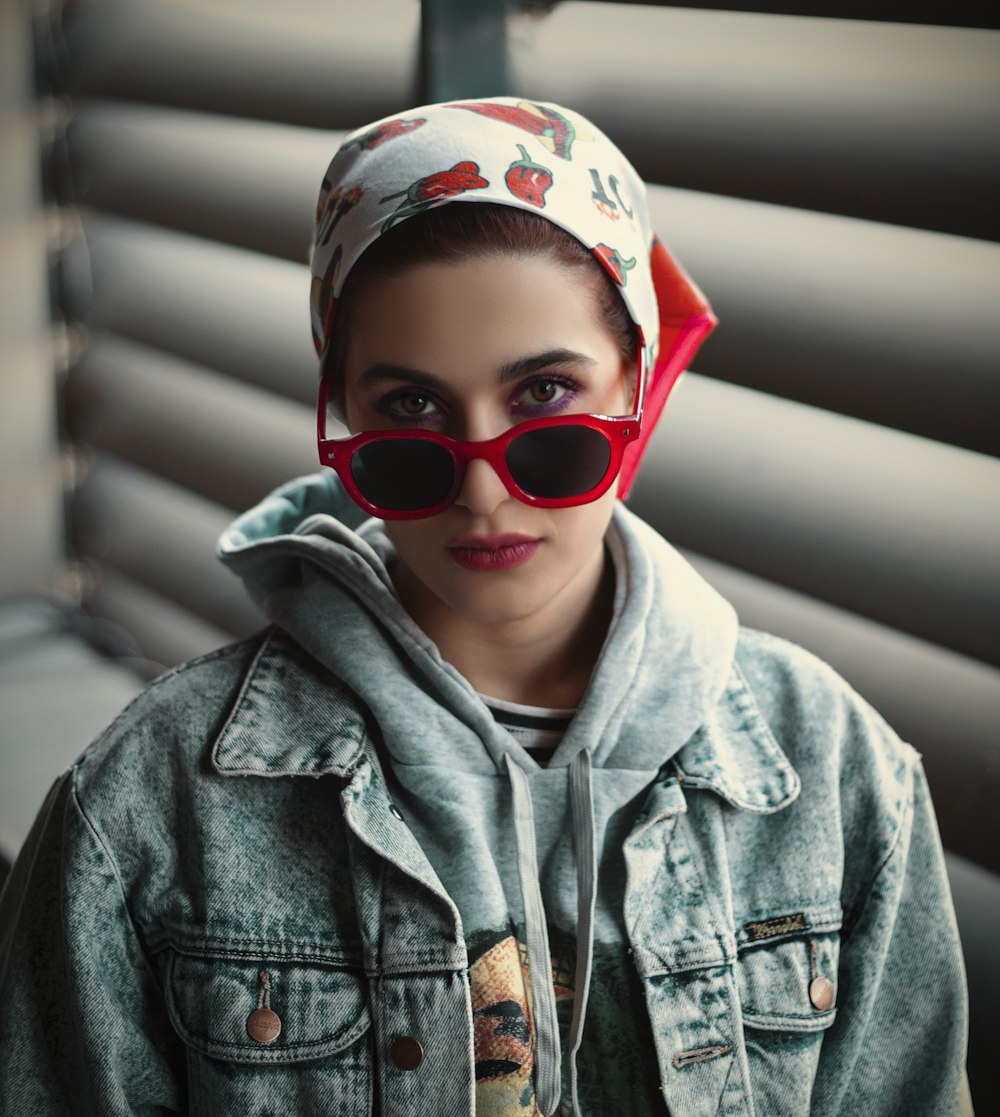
left=309, top=97, right=716, bottom=496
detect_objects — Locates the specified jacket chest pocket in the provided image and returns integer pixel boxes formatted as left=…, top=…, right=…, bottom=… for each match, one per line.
left=736, top=928, right=840, bottom=1116
left=165, top=949, right=373, bottom=1116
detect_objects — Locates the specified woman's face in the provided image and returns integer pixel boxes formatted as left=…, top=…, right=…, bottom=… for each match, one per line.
left=342, top=252, right=632, bottom=632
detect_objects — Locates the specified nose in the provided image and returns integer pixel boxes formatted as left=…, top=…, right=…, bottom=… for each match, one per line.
left=453, top=455, right=510, bottom=517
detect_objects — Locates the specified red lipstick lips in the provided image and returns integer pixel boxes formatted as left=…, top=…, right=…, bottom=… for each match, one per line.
left=447, top=533, right=540, bottom=571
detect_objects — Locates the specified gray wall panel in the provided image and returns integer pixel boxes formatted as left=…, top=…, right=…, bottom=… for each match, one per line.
left=71, top=457, right=266, bottom=639
left=70, top=103, right=343, bottom=263
left=67, top=0, right=419, bottom=128
left=649, top=185, right=1000, bottom=457
left=630, top=372, right=1000, bottom=666
left=509, top=3, right=1000, bottom=240
left=84, top=218, right=317, bottom=404
left=88, top=569, right=246, bottom=672
left=66, top=334, right=317, bottom=513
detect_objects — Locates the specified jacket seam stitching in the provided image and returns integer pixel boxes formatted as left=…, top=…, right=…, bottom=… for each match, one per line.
left=841, top=756, right=918, bottom=944
left=68, top=772, right=167, bottom=1089
left=70, top=776, right=158, bottom=979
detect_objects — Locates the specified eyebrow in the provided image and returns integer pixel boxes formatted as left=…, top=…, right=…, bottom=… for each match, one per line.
left=357, top=349, right=597, bottom=392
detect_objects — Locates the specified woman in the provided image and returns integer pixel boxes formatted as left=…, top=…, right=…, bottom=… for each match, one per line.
left=0, top=99, right=971, bottom=1115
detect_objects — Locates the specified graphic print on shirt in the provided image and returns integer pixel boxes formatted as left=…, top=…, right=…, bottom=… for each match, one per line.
left=593, top=243, right=637, bottom=287
left=504, top=146, right=554, bottom=209
left=449, top=101, right=580, bottom=160
left=339, top=116, right=427, bottom=152
left=379, top=161, right=490, bottom=232
left=469, top=923, right=664, bottom=1116
left=470, top=925, right=573, bottom=1116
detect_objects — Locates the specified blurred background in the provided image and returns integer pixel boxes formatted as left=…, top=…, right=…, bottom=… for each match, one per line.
left=1, top=0, right=998, bottom=1106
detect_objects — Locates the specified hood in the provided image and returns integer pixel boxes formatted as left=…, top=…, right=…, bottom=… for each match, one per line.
left=218, top=471, right=738, bottom=777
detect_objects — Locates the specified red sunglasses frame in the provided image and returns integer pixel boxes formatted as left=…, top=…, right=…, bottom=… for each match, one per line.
left=316, top=350, right=647, bottom=520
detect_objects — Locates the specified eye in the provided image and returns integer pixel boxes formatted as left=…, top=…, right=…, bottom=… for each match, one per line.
left=378, top=389, right=441, bottom=422
left=396, top=393, right=432, bottom=415
left=528, top=379, right=562, bottom=403
left=513, top=375, right=580, bottom=413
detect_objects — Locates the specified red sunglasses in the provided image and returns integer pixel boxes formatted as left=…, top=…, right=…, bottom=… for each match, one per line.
left=316, top=356, right=646, bottom=520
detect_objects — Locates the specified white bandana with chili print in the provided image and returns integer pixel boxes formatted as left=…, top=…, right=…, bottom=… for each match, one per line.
left=309, top=96, right=716, bottom=495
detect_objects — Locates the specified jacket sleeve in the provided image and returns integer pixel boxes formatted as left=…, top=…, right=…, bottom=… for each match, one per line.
left=0, top=771, right=184, bottom=1115
left=815, top=759, right=974, bottom=1116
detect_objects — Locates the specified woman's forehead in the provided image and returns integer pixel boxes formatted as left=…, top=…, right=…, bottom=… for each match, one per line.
left=345, top=254, right=621, bottom=384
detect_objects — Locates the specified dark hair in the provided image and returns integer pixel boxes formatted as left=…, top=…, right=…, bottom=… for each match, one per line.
left=323, top=202, right=638, bottom=399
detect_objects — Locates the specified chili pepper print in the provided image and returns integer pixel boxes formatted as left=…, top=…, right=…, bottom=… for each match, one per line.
left=316, top=185, right=364, bottom=248
left=311, top=243, right=344, bottom=352
left=450, top=101, right=577, bottom=160
left=339, top=116, right=427, bottom=153
left=316, top=176, right=332, bottom=225
left=593, top=243, right=637, bottom=287
left=322, top=244, right=343, bottom=334
left=380, top=161, right=489, bottom=232
left=504, top=145, right=553, bottom=209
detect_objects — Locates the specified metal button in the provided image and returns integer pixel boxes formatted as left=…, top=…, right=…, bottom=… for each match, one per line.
left=389, top=803, right=404, bottom=821
left=246, top=1007, right=282, bottom=1044
left=390, top=1035, right=424, bottom=1070
left=809, top=976, right=835, bottom=1012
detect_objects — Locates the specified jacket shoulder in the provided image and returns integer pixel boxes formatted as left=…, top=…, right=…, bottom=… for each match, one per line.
left=734, top=625, right=918, bottom=770
left=732, top=627, right=922, bottom=917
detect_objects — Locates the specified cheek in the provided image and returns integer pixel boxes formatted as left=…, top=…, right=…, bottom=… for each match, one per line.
left=570, top=488, right=619, bottom=546
left=383, top=521, right=449, bottom=585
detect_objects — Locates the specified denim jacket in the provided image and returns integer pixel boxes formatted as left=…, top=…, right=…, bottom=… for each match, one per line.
left=0, top=483, right=972, bottom=1116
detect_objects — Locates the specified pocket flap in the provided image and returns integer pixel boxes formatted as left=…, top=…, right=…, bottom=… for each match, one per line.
left=166, top=951, right=371, bottom=1064
left=737, top=930, right=840, bottom=1033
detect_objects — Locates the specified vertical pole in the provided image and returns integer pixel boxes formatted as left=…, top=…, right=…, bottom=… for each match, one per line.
left=420, top=0, right=509, bottom=102
left=0, top=0, right=65, bottom=594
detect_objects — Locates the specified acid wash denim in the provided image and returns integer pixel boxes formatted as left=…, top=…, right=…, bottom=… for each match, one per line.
left=0, top=623, right=971, bottom=1115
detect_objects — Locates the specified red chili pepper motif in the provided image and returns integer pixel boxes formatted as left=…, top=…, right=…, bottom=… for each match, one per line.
left=380, top=161, right=489, bottom=232
left=593, top=243, right=637, bottom=287
left=450, top=101, right=577, bottom=160
left=341, top=116, right=426, bottom=153
left=316, top=176, right=332, bottom=224
left=312, top=242, right=344, bottom=351
left=504, top=145, right=553, bottom=208
left=316, top=184, right=364, bottom=247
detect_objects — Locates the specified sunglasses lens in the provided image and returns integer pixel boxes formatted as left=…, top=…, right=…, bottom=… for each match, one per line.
left=351, top=439, right=455, bottom=511
left=506, top=425, right=612, bottom=499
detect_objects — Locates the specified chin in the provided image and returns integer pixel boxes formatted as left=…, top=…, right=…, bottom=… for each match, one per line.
left=434, top=580, right=553, bottom=628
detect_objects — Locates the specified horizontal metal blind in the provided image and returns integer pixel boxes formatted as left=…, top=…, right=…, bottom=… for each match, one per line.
left=58, top=0, right=419, bottom=668
left=53, top=0, right=999, bottom=871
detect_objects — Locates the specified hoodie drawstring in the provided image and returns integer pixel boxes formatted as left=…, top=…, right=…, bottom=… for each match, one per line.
left=567, top=749, right=597, bottom=1114
left=506, top=751, right=598, bottom=1117
left=507, top=754, right=562, bottom=1114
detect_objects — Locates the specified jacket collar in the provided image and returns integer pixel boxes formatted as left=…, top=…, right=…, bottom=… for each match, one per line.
left=212, top=628, right=800, bottom=813
left=211, top=628, right=368, bottom=778
left=673, top=663, right=800, bottom=813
